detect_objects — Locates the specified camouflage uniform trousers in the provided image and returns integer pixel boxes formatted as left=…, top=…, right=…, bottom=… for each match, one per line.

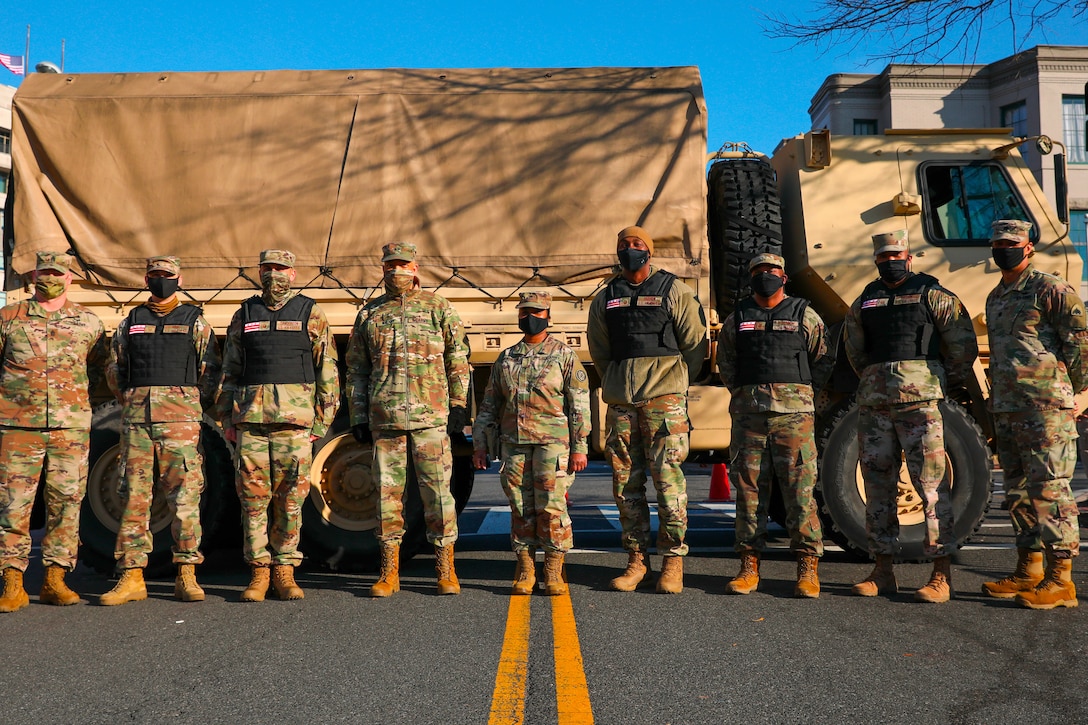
left=858, top=401, right=954, bottom=556
left=115, top=421, right=205, bottom=569
left=993, top=409, right=1080, bottom=556
left=0, top=427, right=89, bottom=572
left=373, top=426, right=457, bottom=547
left=235, top=423, right=312, bottom=566
left=605, top=393, right=689, bottom=557
left=731, top=412, right=823, bottom=556
left=499, top=441, right=574, bottom=553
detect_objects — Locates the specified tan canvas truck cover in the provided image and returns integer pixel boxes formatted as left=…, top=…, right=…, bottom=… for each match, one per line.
left=8, top=67, right=708, bottom=291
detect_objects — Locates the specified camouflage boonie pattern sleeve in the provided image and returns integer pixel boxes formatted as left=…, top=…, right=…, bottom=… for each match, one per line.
left=717, top=311, right=738, bottom=391
left=347, top=290, right=469, bottom=432
left=470, top=349, right=507, bottom=458
left=0, top=299, right=106, bottom=429
left=843, top=293, right=870, bottom=378
left=927, top=285, right=978, bottom=390
left=987, top=266, right=1088, bottom=412
left=214, top=307, right=245, bottom=427
left=563, top=348, right=592, bottom=454
left=308, top=304, right=341, bottom=438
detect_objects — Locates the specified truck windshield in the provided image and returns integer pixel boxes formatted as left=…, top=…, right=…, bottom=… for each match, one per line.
left=919, top=162, right=1035, bottom=246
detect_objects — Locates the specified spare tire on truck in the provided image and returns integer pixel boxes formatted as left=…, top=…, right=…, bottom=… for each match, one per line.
left=817, top=399, right=992, bottom=561
left=707, top=156, right=783, bottom=319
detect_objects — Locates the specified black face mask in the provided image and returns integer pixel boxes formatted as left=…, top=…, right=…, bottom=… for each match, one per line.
left=992, top=246, right=1027, bottom=271
left=148, top=277, right=179, bottom=299
left=876, top=259, right=910, bottom=284
left=751, top=272, right=785, bottom=298
left=617, top=248, right=650, bottom=272
left=519, top=315, right=549, bottom=336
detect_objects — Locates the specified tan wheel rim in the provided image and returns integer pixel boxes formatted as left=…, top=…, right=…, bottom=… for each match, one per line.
left=86, top=443, right=172, bottom=535
left=309, top=433, right=379, bottom=532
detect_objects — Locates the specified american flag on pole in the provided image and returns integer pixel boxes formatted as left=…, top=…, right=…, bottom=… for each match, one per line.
left=0, top=53, right=25, bottom=76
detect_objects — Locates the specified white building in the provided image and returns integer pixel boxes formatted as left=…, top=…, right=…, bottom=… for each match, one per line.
left=810, top=45, right=1088, bottom=286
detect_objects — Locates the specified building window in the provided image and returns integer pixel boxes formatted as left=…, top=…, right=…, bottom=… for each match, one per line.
left=919, top=161, right=1034, bottom=246
left=1063, top=96, right=1086, bottom=164
left=1070, top=210, right=1088, bottom=283
left=853, top=119, right=878, bottom=135
left=0, top=129, right=10, bottom=155
left=0, top=173, right=7, bottom=194
left=1001, top=101, right=1028, bottom=137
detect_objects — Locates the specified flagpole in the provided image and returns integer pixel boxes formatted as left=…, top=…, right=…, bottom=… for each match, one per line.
left=61, top=39, right=65, bottom=72
left=25, top=25, right=30, bottom=75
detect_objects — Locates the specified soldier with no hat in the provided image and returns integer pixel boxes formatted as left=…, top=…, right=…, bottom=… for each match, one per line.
left=99, top=256, right=222, bottom=606
left=0, top=252, right=109, bottom=613
left=472, top=291, right=591, bottom=595
left=346, top=242, right=471, bottom=597
left=587, top=225, right=708, bottom=594
left=844, top=229, right=978, bottom=602
left=983, top=219, right=1088, bottom=610
left=216, top=249, right=340, bottom=602
left=717, top=253, right=827, bottom=597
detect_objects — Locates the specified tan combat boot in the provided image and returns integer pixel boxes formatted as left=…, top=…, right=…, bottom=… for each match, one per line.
left=726, top=552, right=760, bottom=595
left=370, top=542, right=401, bottom=598
left=174, top=564, right=205, bottom=602
left=657, top=555, right=684, bottom=594
left=795, top=554, right=820, bottom=599
left=982, top=548, right=1044, bottom=599
left=542, top=551, right=568, bottom=596
left=435, top=545, right=461, bottom=595
left=511, top=549, right=536, bottom=596
left=0, top=568, right=30, bottom=613
left=240, top=564, right=270, bottom=603
left=99, top=568, right=146, bottom=606
left=914, top=555, right=952, bottom=603
left=852, top=555, right=897, bottom=597
left=271, top=564, right=305, bottom=600
left=609, top=551, right=651, bottom=592
left=1016, top=551, right=1079, bottom=610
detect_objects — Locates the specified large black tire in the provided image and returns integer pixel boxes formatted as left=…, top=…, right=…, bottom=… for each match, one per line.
left=79, top=402, right=234, bottom=577
left=302, top=429, right=474, bottom=572
left=707, top=157, right=783, bottom=319
left=817, top=399, right=992, bottom=561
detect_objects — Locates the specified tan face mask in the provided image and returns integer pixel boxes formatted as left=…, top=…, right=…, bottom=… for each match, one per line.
left=35, top=277, right=67, bottom=300
left=384, top=268, right=415, bottom=295
left=261, top=269, right=292, bottom=306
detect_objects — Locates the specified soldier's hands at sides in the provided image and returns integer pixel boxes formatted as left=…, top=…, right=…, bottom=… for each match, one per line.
left=472, top=450, right=491, bottom=470
left=569, top=453, right=588, bottom=473
left=447, top=406, right=470, bottom=439
left=351, top=424, right=373, bottom=445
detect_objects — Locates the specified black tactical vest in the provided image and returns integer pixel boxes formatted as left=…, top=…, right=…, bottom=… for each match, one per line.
left=604, top=271, right=680, bottom=360
left=859, top=273, right=942, bottom=364
left=125, top=304, right=201, bottom=388
left=733, top=296, right=812, bottom=386
left=239, top=295, right=316, bottom=385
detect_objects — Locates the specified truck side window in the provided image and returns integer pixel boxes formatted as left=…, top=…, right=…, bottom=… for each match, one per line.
left=919, top=162, right=1035, bottom=246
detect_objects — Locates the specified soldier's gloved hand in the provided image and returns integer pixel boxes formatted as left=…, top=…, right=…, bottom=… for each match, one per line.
left=351, top=424, right=373, bottom=445
left=447, top=406, right=470, bottom=440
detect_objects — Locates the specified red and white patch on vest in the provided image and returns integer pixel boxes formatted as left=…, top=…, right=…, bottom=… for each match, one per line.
left=606, top=298, right=631, bottom=309
left=129, top=324, right=156, bottom=334
left=738, top=320, right=766, bottom=332
left=243, top=321, right=271, bottom=333
left=861, top=298, right=889, bottom=309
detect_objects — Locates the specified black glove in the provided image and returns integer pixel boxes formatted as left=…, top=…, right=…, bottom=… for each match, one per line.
left=447, top=406, right=470, bottom=439
left=351, top=424, right=373, bottom=445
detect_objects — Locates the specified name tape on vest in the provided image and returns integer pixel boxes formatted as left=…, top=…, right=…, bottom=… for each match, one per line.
left=276, top=320, right=304, bottom=332
left=772, top=320, right=800, bottom=332
left=162, top=325, right=190, bottom=334
left=893, top=294, right=923, bottom=305
left=636, top=296, right=663, bottom=307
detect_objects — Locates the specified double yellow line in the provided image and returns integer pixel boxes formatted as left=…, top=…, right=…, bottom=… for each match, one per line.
left=488, top=593, right=594, bottom=724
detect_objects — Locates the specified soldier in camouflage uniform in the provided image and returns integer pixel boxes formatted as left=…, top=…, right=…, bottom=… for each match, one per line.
left=717, top=254, right=827, bottom=598
left=217, top=249, right=340, bottom=602
left=983, top=219, right=1088, bottom=610
left=346, top=242, right=471, bottom=597
left=587, top=226, right=708, bottom=594
left=0, top=252, right=109, bottom=613
left=99, top=256, right=221, bottom=606
left=844, top=230, right=978, bottom=603
left=472, top=292, right=591, bottom=596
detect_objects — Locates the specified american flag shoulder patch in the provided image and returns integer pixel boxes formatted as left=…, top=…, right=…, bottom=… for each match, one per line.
left=606, top=297, right=631, bottom=309
left=861, top=298, right=888, bottom=309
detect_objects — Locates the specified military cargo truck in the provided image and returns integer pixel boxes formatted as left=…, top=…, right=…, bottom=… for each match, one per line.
left=3, top=66, right=1078, bottom=570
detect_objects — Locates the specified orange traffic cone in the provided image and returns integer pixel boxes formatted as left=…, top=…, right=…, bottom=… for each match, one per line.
left=708, top=462, right=731, bottom=501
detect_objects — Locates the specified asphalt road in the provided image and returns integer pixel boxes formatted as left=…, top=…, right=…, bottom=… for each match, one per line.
left=2, top=464, right=1086, bottom=724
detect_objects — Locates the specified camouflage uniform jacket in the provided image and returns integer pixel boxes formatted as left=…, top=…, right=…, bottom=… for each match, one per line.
left=587, top=267, right=708, bottom=405
left=986, top=265, right=1088, bottom=412
left=472, top=335, right=592, bottom=457
left=107, top=303, right=222, bottom=424
left=346, top=289, right=470, bottom=431
left=717, top=301, right=827, bottom=414
left=0, top=298, right=108, bottom=429
left=845, top=274, right=978, bottom=407
left=216, top=293, right=340, bottom=436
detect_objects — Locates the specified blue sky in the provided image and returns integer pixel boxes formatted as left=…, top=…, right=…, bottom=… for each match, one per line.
left=2, top=1, right=1086, bottom=154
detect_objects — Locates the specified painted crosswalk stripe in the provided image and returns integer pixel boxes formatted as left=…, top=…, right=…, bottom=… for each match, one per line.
left=488, top=595, right=531, bottom=725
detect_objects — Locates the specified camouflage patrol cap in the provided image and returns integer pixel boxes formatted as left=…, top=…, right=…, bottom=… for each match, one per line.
left=990, top=219, right=1033, bottom=244
left=748, top=253, right=785, bottom=273
left=259, top=249, right=296, bottom=268
left=381, top=242, right=417, bottom=263
left=516, top=291, right=551, bottom=310
left=146, top=256, right=181, bottom=275
left=872, top=229, right=909, bottom=255
left=616, top=226, right=655, bottom=255
left=35, top=251, right=73, bottom=273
